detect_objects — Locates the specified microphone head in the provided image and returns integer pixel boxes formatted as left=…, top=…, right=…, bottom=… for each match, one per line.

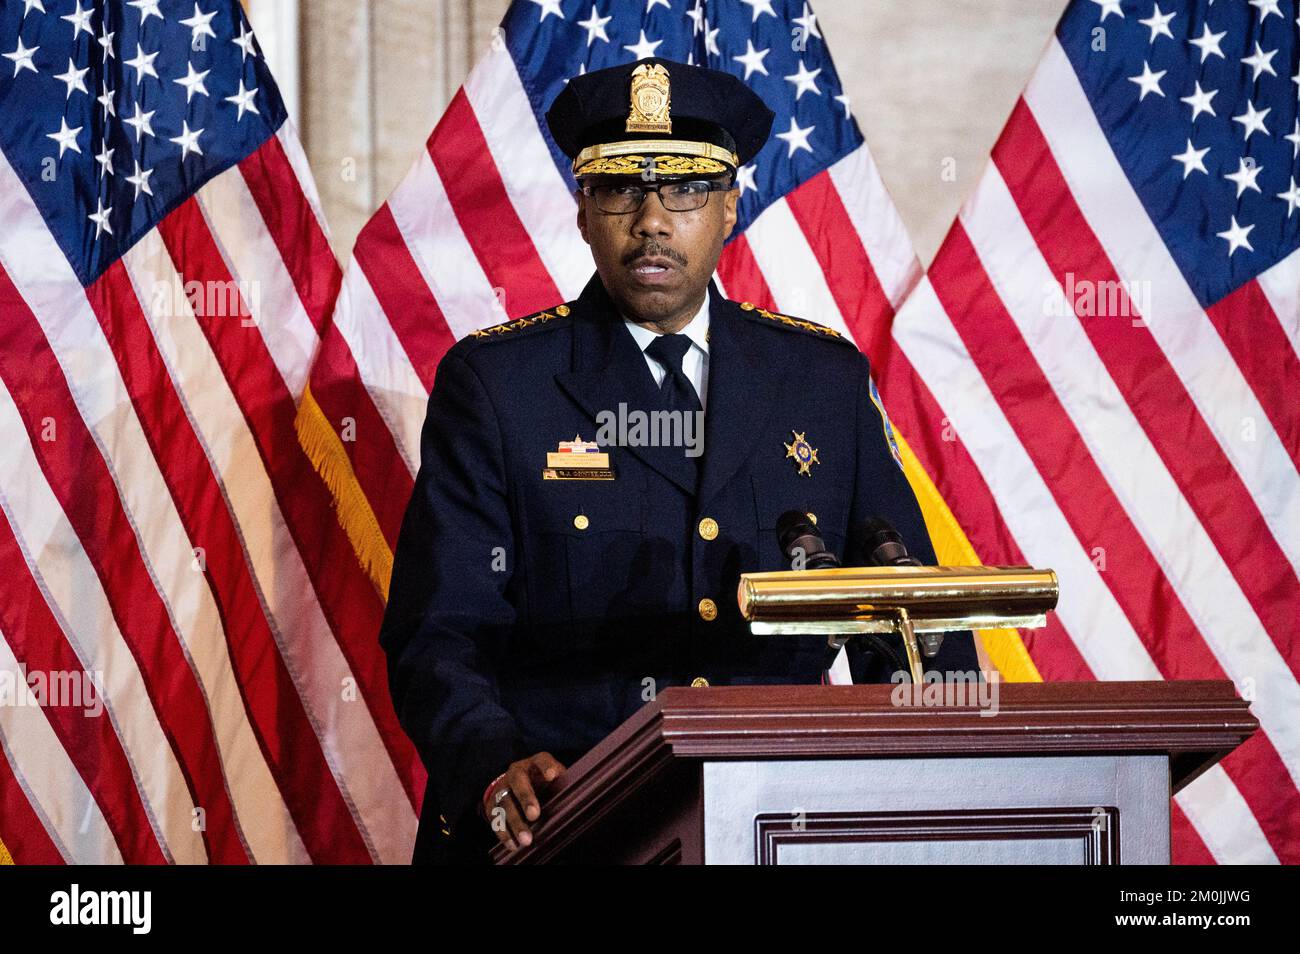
left=857, top=516, right=920, bottom=567
left=776, top=509, right=819, bottom=556
left=859, top=517, right=903, bottom=546
left=776, top=509, right=839, bottom=569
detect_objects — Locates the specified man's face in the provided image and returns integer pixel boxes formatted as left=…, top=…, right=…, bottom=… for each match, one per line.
left=576, top=173, right=739, bottom=324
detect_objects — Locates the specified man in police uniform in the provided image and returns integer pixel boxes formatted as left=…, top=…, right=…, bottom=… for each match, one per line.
left=379, top=57, right=980, bottom=864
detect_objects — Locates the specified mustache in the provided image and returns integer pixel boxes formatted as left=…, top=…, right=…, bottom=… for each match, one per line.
left=623, top=242, right=687, bottom=267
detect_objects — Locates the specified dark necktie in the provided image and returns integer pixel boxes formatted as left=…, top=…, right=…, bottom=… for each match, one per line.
left=644, top=333, right=703, bottom=415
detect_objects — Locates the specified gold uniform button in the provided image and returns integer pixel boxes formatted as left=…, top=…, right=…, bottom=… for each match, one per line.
left=573, top=514, right=589, bottom=530
left=698, top=598, right=718, bottom=621
left=698, top=517, right=719, bottom=541
left=555, top=304, right=570, bottom=316
left=807, top=511, right=817, bottom=525
left=740, top=301, right=755, bottom=311
left=690, top=677, right=710, bottom=688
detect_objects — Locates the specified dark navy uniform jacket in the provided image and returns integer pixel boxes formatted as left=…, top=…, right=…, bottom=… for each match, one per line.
left=378, top=272, right=979, bottom=864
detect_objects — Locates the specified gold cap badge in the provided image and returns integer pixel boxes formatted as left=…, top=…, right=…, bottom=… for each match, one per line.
left=626, top=62, right=671, bottom=134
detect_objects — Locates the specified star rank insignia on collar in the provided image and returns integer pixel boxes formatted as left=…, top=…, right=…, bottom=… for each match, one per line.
left=784, top=430, right=819, bottom=476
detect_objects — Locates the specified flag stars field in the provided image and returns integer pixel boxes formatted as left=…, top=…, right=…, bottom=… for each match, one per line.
left=180, top=3, right=218, bottom=43
left=4, top=37, right=38, bottom=75
left=1092, top=0, right=1300, bottom=267
left=1139, top=4, right=1176, bottom=43
left=1129, top=60, right=1167, bottom=99
left=1, top=0, right=277, bottom=268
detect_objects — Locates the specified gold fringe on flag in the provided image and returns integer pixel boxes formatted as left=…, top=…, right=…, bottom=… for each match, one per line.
left=294, top=383, right=395, bottom=601
left=0, top=835, right=13, bottom=865
left=894, top=428, right=1042, bottom=683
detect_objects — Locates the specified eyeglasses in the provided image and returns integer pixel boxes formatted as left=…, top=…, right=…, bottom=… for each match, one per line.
left=580, top=178, right=731, bottom=214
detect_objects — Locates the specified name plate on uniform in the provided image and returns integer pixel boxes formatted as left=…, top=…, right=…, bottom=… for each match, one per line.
left=542, top=436, right=615, bottom=480
left=542, top=466, right=616, bottom=480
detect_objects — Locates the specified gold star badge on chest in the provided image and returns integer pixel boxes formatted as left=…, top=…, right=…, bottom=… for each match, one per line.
left=784, top=430, right=820, bottom=476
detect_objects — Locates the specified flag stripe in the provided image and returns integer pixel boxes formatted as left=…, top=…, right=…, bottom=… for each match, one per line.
left=1204, top=282, right=1300, bottom=463
left=154, top=200, right=424, bottom=819
left=274, top=124, right=334, bottom=244
left=330, top=263, right=425, bottom=477
left=743, top=198, right=852, bottom=336
left=88, top=260, right=351, bottom=864
left=891, top=276, right=1273, bottom=862
left=237, top=132, right=342, bottom=334
left=1221, top=732, right=1300, bottom=863
left=232, top=130, right=420, bottom=584
left=1018, top=615, right=1097, bottom=685
left=121, top=235, right=419, bottom=864
left=463, top=52, right=591, bottom=300
left=1027, top=41, right=1300, bottom=575
left=0, top=368, right=206, bottom=864
left=354, top=203, right=456, bottom=392
left=932, top=221, right=1300, bottom=861
left=16, top=220, right=309, bottom=865
left=0, top=712, right=68, bottom=864
left=385, top=153, right=512, bottom=342
left=429, top=90, right=563, bottom=320
left=785, top=168, right=895, bottom=366
left=877, top=351, right=1024, bottom=567
left=717, top=234, right=776, bottom=307
left=1170, top=802, right=1218, bottom=866
left=0, top=263, right=249, bottom=863
left=825, top=144, right=923, bottom=312
left=1175, top=765, right=1280, bottom=865
left=0, top=506, right=165, bottom=864
left=195, top=168, right=320, bottom=401
left=1255, top=249, right=1300, bottom=359
left=993, top=100, right=1300, bottom=678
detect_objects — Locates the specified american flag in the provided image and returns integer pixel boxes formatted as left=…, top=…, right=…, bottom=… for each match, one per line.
left=885, top=0, right=1299, bottom=863
left=0, top=0, right=422, bottom=863
left=299, top=0, right=923, bottom=618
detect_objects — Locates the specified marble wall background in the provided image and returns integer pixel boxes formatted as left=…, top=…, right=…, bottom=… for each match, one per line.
left=250, top=0, right=1069, bottom=265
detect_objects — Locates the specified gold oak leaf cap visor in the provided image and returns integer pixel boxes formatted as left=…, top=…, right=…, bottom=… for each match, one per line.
left=545, top=57, right=775, bottom=180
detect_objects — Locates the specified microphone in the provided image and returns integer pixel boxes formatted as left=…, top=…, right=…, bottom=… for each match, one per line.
left=857, top=517, right=944, bottom=659
left=776, top=510, right=839, bottom=570
left=774, top=510, right=909, bottom=677
left=858, top=517, right=921, bottom=567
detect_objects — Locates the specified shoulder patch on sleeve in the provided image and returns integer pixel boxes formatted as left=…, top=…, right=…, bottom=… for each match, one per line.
left=468, top=302, right=572, bottom=341
left=868, top=374, right=904, bottom=471
left=737, top=300, right=852, bottom=345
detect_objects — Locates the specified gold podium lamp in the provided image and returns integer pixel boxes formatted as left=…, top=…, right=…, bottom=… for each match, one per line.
left=738, top=565, right=1059, bottom=682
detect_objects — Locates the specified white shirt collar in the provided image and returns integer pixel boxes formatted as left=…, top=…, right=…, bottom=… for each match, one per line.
left=623, top=290, right=711, bottom=355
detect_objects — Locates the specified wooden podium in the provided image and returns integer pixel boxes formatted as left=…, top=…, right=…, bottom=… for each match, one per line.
left=491, top=680, right=1256, bottom=865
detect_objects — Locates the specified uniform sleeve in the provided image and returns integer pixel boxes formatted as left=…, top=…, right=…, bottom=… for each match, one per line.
left=845, top=351, right=981, bottom=678
left=378, top=347, right=525, bottom=841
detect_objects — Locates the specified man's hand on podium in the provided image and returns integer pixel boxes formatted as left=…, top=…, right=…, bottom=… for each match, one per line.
left=482, top=752, right=567, bottom=851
